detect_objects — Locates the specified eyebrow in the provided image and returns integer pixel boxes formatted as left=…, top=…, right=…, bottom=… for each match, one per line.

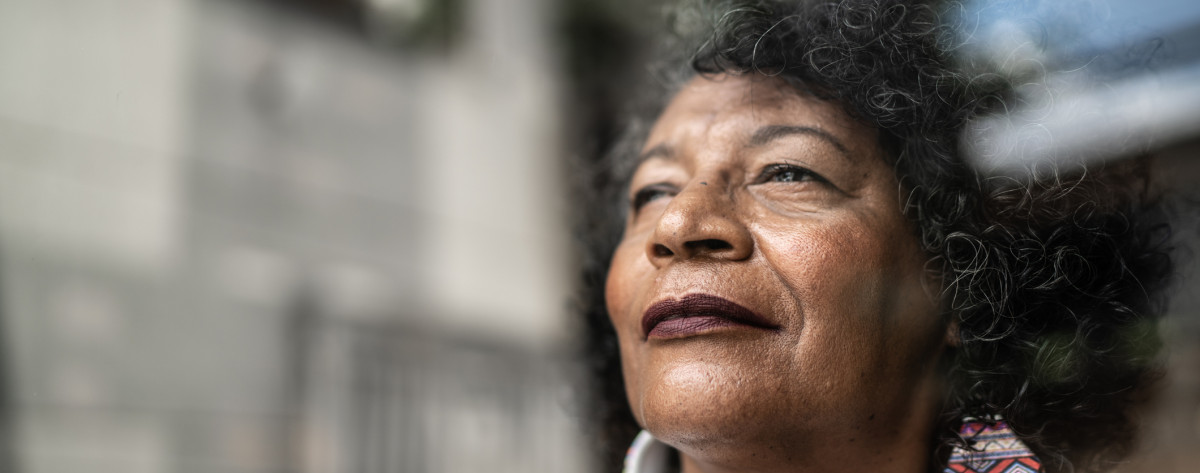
left=636, top=125, right=851, bottom=164
left=637, top=143, right=674, bottom=163
left=747, top=125, right=850, bottom=157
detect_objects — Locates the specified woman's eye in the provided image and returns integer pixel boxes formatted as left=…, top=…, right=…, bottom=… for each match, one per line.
left=756, top=163, right=826, bottom=185
left=772, top=169, right=805, bottom=182
left=632, top=184, right=676, bottom=211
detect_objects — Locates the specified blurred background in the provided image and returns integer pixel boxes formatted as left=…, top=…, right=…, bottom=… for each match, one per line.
left=0, top=1, right=1196, bottom=473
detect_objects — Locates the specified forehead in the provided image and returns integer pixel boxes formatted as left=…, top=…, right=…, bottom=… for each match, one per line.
left=643, top=74, right=877, bottom=158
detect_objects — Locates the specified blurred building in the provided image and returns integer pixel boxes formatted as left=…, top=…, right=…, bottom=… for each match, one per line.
left=0, top=0, right=584, bottom=472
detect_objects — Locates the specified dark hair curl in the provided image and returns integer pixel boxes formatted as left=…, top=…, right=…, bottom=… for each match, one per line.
left=576, top=1, right=1176, bottom=472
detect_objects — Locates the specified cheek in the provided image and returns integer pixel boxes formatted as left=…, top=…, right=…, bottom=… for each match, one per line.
left=604, top=238, right=651, bottom=419
left=605, top=239, right=648, bottom=330
left=773, top=216, right=943, bottom=376
left=766, top=220, right=889, bottom=315
left=761, top=216, right=926, bottom=359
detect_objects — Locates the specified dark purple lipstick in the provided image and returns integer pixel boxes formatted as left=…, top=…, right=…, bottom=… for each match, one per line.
left=641, top=294, right=778, bottom=339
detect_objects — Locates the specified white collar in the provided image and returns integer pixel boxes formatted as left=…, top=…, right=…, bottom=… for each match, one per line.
left=623, top=430, right=671, bottom=473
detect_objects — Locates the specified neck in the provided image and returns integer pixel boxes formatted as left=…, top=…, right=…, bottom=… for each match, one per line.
left=674, top=377, right=943, bottom=473
left=677, top=435, right=934, bottom=473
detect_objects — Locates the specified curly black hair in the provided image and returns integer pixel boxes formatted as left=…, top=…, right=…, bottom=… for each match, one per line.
left=575, top=1, right=1176, bottom=472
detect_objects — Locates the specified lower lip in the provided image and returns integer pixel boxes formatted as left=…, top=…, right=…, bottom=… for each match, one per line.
left=647, top=316, right=753, bottom=338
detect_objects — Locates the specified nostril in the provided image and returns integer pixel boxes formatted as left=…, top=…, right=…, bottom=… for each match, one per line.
left=686, top=239, right=733, bottom=253
left=653, top=244, right=674, bottom=257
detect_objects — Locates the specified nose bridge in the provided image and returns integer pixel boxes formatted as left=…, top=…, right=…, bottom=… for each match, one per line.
left=661, top=176, right=728, bottom=232
left=647, top=173, right=753, bottom=264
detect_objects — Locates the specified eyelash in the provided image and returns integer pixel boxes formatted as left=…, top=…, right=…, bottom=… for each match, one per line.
left=631, top=164, right=829, bottom=211
left=755, top=163, right=827, bottom=185
left=632, top=184, right=677, bottom=211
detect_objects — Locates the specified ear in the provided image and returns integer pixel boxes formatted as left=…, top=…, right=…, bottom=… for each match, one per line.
left=944, top=314, right=961, bottom=348
left=919, top=261, right=957, bottom=347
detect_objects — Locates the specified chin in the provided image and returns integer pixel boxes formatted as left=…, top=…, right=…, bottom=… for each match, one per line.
left=633, top=356, right=806, bottom=459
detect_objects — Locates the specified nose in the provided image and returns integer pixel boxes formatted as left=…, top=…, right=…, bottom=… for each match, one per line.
left=646, top=179, right=754, bottom=267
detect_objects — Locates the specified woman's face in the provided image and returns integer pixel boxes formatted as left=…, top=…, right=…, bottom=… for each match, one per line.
left=606, top=75, right=950, bottom=470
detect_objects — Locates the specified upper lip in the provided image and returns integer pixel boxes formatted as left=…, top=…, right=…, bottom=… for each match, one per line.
left=641, top=293, right=778, bottom=337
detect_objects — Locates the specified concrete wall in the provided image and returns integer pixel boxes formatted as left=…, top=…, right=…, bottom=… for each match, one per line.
left=0, top=0, right=585, bottom=472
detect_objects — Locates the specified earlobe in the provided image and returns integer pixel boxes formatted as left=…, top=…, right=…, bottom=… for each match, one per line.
left=944, top=316, right=961, bottom=348
left=918, top=262, right=957, bottom=347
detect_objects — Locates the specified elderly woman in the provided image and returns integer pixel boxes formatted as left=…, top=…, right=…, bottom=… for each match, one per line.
left=578, top=1, right=1176, bottom=472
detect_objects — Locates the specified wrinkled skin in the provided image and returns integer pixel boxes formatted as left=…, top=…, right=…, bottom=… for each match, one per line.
left=605, top=74, right=952, bottom=473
